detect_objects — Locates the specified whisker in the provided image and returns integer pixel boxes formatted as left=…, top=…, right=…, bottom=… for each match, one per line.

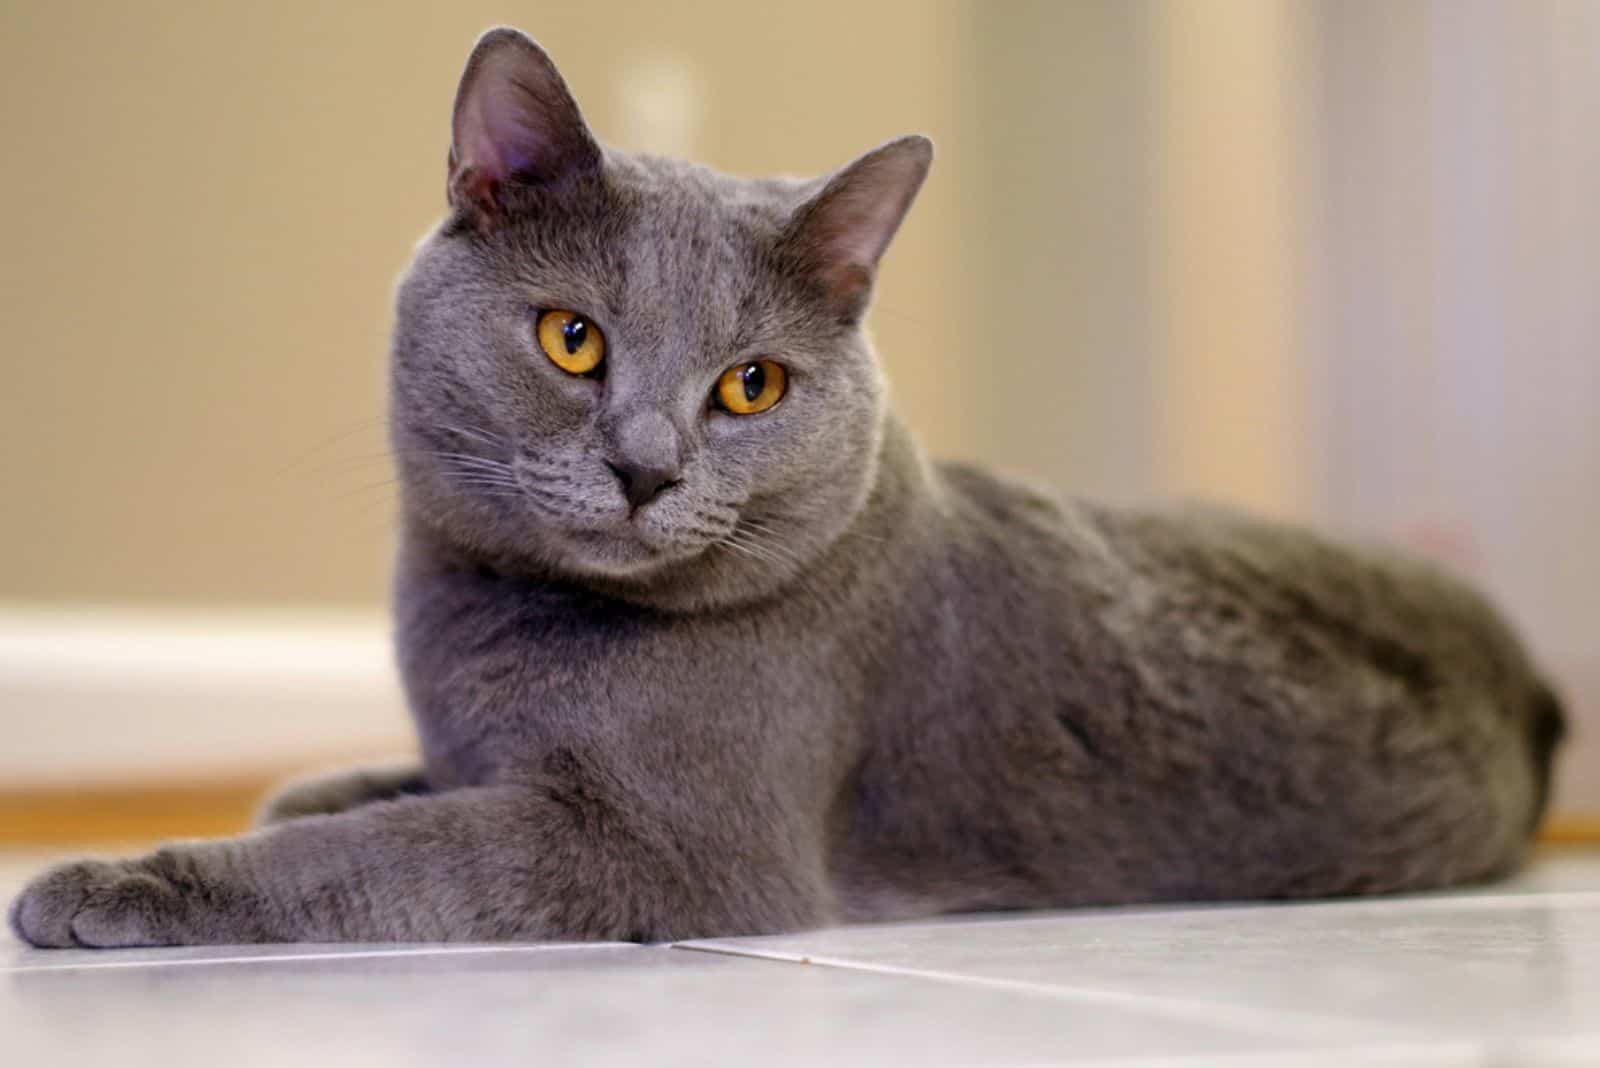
left=737, top=526, right=805, bottom=570
left=305, top=454, right=402, bottom=476
left=329, top=477, right=401, bottom=503
left=685, top=523, right=733, bottom=541
left=727, top=531, right=790, bottom=571
left=441, top=423, right=507, bottom=450
left=298, top=445, right=508, bottom=481
left=451, top=477, right=524, bottom=492
left=442, top=462, right=520, bottom=482
left=280, top=416, right=390, bottom=472
left=435, top=450, right=514, bottom=470
left=738, top=518, right=804, bottom=554
left=354, top=493, right=401, bottom=517
left=719, top=538, right=766, bottom=567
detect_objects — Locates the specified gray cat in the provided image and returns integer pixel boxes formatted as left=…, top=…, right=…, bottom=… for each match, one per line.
left=11, top=28, right=1565, bottom=948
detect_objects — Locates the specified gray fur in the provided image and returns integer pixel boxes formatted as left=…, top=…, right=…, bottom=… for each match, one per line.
left=11, top=27, right=1564, bottom=948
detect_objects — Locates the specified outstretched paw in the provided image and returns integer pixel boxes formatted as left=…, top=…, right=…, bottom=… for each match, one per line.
left=9, top=856, right=187, bottom=948
left=254, top=760, right=427, bottom=827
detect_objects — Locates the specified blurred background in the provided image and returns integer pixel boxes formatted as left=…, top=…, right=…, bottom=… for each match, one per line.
left=0, top=0, right=1594, bottom=840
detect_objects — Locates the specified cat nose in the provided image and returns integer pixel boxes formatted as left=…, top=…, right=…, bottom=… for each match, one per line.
left=607, top=459, right=679, bottom=509
left=606, top=409, right=682, bottom=509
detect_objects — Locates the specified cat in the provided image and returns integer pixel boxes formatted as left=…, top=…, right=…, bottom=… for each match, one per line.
left=10, top=27, right=1565, bottom=948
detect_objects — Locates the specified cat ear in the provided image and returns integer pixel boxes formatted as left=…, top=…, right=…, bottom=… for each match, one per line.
left=447, top=28, right=602, bottom=224
left=784, top=135, right=933, bottom=320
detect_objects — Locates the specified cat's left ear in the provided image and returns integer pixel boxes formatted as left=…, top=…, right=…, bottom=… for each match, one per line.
left=447, top=28, right=602, bottom=226
left=784, top=135, right=933, bottom=321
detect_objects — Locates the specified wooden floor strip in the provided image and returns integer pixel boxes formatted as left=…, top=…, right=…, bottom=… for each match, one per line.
left=0, top=779, right=276, bottom=844
left=1, top=780, right=1597, bottom=846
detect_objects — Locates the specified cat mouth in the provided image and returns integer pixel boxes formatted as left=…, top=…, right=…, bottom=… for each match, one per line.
left=555, top=523, right=713, bottom=579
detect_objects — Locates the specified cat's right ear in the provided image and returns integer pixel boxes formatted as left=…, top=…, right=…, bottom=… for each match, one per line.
left=447, top=28, right=601, bottom=228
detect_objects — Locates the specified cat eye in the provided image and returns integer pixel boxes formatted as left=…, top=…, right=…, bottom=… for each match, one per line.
left=714, top=360, right=787, bottom=416
left=535, top=309, right=606, bottom=376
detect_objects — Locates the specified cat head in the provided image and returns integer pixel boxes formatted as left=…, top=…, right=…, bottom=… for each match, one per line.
left=391, top=27, right=930, bottom=611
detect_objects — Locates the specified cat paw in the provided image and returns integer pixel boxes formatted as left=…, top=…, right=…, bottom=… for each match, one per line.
left=254, top=761, right=427, bottom=827
left=254, top=780, right=340, bottom=825
left=9, top=858, right=183, bottom=948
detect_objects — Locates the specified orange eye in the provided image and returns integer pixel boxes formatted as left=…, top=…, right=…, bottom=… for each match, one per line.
left=536, top=309, right=605, bottom=375
left=714, top=360, right=787, bottom=415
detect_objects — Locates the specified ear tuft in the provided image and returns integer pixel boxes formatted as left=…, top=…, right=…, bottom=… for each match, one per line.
left=785, top=135, right=933, bottom=320
left=448, top=28, right=601, bottom=225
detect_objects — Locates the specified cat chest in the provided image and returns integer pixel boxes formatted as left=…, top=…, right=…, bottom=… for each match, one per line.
left=399, top=600, right=852, bottom=789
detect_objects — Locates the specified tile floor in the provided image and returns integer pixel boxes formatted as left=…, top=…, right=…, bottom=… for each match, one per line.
left=2, top=848, right=1598, bottom=1066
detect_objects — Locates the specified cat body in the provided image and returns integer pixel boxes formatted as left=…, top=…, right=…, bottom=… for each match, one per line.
left=388, top=419, right=1557, bottom=938
left=9, top=28, right=1561, bottom=947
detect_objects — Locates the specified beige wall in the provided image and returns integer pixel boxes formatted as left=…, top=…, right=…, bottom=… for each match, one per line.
left=960, top=1, right=1160, bottom=505
left=3, top=3, right=1594, bottom=812
left=1312, top=0, right=1600, bottom=812
left=0, top=0, right=973, bottom=606
left=1151, top=0, right=1320, bottom=519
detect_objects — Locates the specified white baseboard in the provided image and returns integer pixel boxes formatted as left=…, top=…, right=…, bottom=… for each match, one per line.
left=2, top=604, right=1592, bottom=817
left=0, top=606, right=412, bottom=789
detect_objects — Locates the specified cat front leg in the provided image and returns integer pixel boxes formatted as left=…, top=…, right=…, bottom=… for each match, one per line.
left=254, top=758, right=430, bottom=826
left=10, top=781, right=828, bottom=947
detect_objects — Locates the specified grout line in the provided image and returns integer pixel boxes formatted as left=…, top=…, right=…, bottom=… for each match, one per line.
left=1006, top=1039, right=1496, bottom=1068
left=1398, top=888, right=1600, bottom=910
left=1045, top=1032, right=1600, bottom=1068
left=653, top=886, right=1600, bottom=962
left=2, top=942, right=637, bottom=973
left=671, top=943, right=1406, bottom=1044
left=1151, top=888, right=1600, bottom=918
left=764, top=887, right=1600, bottom=934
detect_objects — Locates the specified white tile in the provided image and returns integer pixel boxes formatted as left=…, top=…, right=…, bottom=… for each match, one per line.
left=1057, top=1034, right=1600, bottom=1067
left=0, top=942, right=1319, bottom=1067
left=686, top=858, right=1600, bottom=1046
left=6, top=848, right=1598, bottom=1065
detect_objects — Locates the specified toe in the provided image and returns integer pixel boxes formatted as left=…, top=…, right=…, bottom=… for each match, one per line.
left=68, top=870, right=178, bottom=948
left=8, top=861, right=121, bottom=948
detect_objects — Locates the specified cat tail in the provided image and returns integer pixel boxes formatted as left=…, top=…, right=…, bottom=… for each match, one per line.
left=1526, top=681, right=1568, bottom=833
